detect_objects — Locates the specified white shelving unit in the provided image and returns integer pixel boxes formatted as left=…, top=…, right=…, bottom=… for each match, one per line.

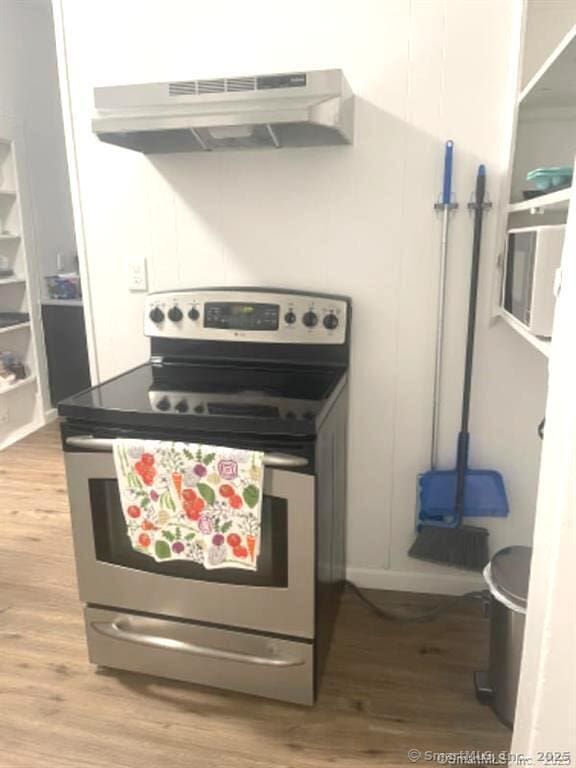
left=507, top=187, right=571, bottom=214
left=0, top=375, right=37, bottom=395
left=0, top=116, right=49, bottom=449
left=519, top=26, right=576, bottom=109
left=498, top=309, right=551, bottom=358
left=497, top=25, right=576, bottom=357
left=0, top=321, right=31, bottom=336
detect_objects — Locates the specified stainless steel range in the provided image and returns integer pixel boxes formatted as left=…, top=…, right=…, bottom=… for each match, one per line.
left=59, top=287, right=351, bottom=705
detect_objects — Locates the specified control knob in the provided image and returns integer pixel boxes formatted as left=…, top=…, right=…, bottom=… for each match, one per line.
left=149, top=307, right=165, bottom=324
left=168, top=306, right=183, bottom=322
left=188, top=307, right=200, bottom=321
left=174, top=399, right=189, bottom=413
left=323, top=313, right=339, bottom=330
left=302, top=310, right=318, bottom=328
left=284, top=311, right=297, bottom=325
left=156, top=396, right=170, bottom=412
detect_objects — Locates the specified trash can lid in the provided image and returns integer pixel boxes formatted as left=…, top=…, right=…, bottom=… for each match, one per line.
left=491, top=546, right=532, bottom=609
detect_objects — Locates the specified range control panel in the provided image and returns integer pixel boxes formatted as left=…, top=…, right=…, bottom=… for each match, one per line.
left=144, top=289, right=348, bottom=345
left=148, top=390, right=320, bottom=421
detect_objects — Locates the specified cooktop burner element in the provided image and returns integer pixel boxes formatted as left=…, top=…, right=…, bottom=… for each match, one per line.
left=59, top=287, right=351, bottom=706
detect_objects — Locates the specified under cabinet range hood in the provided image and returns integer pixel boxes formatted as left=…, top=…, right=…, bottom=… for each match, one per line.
left=92, top=69, right=354, bottom=153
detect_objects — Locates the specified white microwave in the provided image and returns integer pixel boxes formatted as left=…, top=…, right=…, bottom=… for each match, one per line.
left=503, top=225, right=565, bottom=337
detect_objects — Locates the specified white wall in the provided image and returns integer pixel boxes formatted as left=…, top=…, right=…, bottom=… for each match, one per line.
left=0, top=0, right=75, bottom=279
left=56, top=0, right=542, bottom=594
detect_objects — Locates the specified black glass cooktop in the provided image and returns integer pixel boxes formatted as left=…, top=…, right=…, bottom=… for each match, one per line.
left=58, top=362, right=345, bottom=436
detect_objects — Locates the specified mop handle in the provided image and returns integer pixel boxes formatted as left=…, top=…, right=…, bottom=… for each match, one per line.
left=455, top=165, right=486, bottom=517
left=442, top=140, right=454, bottom=205
left=431, top=140, right=455, bottom=468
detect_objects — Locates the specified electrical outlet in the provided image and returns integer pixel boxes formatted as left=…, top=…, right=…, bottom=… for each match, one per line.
left=128, top=258, right=148, bottom=292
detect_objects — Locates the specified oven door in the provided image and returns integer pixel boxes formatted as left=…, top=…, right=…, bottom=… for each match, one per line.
left=64, top=435, right=315, bottom=639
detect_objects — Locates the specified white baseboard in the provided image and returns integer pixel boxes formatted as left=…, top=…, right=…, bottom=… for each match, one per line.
left=44, top=408, right=57, bottom=422
left=346, top=566, right=485, bottom=596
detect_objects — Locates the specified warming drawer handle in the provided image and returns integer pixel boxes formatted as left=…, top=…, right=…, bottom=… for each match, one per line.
left=90, top=620, right=305, bottom=668
left=66, top=435, right=308, bottom=468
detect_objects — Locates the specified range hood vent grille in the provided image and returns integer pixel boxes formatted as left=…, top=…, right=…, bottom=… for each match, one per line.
left=167, top=74, right=309, bottom=97
left=169, top=77, right=258, bottom=96
left=168, top=81, right=197, bottom=96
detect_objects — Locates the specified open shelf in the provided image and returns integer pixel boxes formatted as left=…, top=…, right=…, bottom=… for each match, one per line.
left=0, top=276, right=25, bottom=286
left=0, top=189, right=16, bottom=198
left=43, top=298, right=83, bottom=307
left=508, top=187, right=571, bottom=213
left=498, top=310, right=551, bottom=358
left=0, top=321, right=30, bottom=335
left=0, top=376, right=36, bottom=396
left=519, top=26, right=576, bottom=110
left=0, top=233, right=20, bottom=242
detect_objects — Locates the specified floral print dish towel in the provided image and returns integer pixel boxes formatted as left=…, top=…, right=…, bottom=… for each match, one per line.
left=113, top=439, right=264, bottom=570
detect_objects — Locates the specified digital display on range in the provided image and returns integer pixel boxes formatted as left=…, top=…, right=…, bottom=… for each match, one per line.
left=204, top=302, right=280, bottom=331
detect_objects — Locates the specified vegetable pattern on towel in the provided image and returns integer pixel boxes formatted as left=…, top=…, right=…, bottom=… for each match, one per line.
left=113, top=440, right=264, bottom=570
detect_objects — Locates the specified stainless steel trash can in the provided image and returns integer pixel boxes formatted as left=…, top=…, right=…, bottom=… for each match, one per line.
left=474, top=545, right=532, bottom=727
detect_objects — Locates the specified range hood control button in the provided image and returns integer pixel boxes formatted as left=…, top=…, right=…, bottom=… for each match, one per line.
left=302, top=311, right=318, bottom=328
left=323, top=313, right=339, bottom=330
left=168, top=306, right=183, bottom=322
left=188, top=307, right=200, bottom=321
left=149, top=307, right=165, bottom=324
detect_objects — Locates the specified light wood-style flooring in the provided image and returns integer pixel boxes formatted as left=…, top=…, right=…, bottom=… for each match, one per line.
left=0, top=424, right=509, bottom=767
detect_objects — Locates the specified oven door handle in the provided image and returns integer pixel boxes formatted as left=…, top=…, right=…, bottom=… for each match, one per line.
left=65, top=435, right=308, bottom=468
left=90, top=620, right=305, bottom=667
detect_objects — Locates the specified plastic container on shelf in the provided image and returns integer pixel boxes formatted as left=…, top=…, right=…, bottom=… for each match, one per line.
left=526, top=166, right=573, bottom=192
left=0, top=350, right=29, bottom=390
left=45, top=273, right=82, bottom=300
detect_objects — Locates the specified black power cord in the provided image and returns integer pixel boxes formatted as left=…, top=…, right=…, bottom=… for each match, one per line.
left=346, top=580, right=489, bottom=622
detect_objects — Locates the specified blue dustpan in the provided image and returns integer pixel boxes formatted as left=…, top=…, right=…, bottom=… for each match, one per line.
left=418, top=433, right=509, bottom=528
left=419, top=467, right=508, bottom=528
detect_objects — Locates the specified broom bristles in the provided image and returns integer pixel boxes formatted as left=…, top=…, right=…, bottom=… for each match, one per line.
left=408, top=524, right=489, bottom=572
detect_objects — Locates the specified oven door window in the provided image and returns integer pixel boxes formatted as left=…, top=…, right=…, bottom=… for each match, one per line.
left=89, top=480, right=288, bottom=587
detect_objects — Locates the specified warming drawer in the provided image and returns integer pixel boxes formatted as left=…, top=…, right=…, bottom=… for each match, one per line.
left=84, top=606, right=315, bottom=705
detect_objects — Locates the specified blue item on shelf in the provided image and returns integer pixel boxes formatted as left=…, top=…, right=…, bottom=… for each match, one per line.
left=526, top=166, right=573, bottom=191
left=45, top=273, right=82, bottom=300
